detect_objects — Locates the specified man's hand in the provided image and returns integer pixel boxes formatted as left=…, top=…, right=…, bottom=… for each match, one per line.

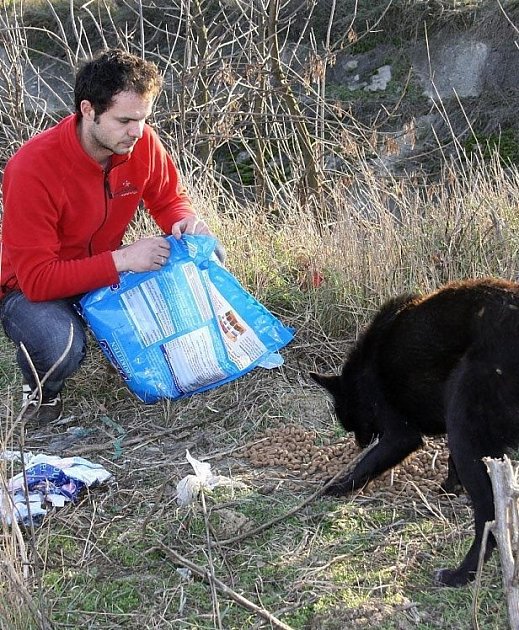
left=171, top=215, right=211, bottom=239
left=112, top=236, right=170, bottom=273
left=171, top=215, right=226, bottom=264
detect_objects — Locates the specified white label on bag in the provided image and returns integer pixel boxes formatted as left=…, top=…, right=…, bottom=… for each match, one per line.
left=162, top=327, right=228, bottom=391
left=121, top=286, right=163, bottom=346
left=183, top=263, right=213, bottom=320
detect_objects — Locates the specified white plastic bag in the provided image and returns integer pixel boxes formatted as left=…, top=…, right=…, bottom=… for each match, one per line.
left=175, top=450, right=246, bottom=506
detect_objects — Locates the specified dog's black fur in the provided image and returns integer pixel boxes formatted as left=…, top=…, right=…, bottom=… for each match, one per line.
left=310, top=278, right=519, bottom=587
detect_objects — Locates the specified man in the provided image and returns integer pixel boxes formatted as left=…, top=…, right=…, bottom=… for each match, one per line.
left=0, top=48, right=216, bottom=424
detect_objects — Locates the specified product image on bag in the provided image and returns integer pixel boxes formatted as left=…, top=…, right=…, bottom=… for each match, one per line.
left=79, top=235, right=294, bottom=403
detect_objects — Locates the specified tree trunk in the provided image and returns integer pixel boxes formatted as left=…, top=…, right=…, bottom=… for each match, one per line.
left=267, top=0, right=322, bottom=207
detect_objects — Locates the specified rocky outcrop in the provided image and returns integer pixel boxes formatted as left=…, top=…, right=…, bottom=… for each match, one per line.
left=325, top=10, right=519, bottom=174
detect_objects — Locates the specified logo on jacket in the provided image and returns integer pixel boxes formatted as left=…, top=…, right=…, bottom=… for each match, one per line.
left=112, top=180, right=139, bottom=198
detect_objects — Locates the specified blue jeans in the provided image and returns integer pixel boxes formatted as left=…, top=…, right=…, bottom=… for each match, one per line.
left=0, top=292, right=87, bottom=399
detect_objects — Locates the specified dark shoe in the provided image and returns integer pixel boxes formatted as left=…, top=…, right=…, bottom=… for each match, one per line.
left=21, top=383, right=63, bottom=425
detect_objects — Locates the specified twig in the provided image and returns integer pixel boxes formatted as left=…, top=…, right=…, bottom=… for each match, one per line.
left=1, top=336, right=70, bottom=630
left=140, top=474, right=175, bottom=533
left=14, top=333, right=74, bottom=629
left=16, top=435, right=55, bottom=630
left=194, top=437, right=271, bottom=462
left=63, top=427, right=192, bottom=456
left=64, top=421, right=267, bottom=459
left=471, top=519, right=493, bottom=630
left=200, top=488, right=223, bottom=630
left=0, top=472, right=31, bottom=582
left=154, top=541, right=295, bottom=630
left=0, top=562, right=54, bottom=630
left=64, top=409, right=233, bottom=456
left=19, top=323, right=74, bottom=417
left=215, top=439, right=378, bottom=546
left=2, top=324, right=75, bottom=449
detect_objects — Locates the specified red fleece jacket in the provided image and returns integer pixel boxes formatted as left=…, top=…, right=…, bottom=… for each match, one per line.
left=1, top=114, right=195, bottom=301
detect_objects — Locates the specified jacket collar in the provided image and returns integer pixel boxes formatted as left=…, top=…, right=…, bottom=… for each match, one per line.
left=60, top=113, right=130, bottom=174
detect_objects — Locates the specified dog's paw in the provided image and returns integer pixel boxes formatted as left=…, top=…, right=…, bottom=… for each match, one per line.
left=323, top=480, right=350, bottom=497
left=440, top=479, right=464, bottom=495
left=434, top=567, right=473, bottom=587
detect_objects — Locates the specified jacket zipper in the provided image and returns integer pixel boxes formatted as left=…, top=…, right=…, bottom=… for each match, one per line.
left=87, top=155, right=129, bottom=256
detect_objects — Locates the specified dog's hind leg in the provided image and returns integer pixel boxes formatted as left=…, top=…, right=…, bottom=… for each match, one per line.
left=325, top=429, right=423, bottom=497
left=435, top=451, right=495, bottom=586
left=435, top=350, right=510, bottom=586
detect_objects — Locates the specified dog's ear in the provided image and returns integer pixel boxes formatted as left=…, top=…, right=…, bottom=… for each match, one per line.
left=309, top=372, right=341, bottom=398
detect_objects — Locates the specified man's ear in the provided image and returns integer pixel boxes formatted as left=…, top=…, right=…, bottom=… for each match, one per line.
left=309, top=372, right=341, bottom=398
left=80, top=99, right=96, bottom=121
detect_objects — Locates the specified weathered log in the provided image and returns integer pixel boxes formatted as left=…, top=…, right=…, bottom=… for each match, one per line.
left=484, top=456, right=519, bottom=630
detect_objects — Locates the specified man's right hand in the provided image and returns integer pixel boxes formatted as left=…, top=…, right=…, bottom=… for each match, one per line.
left=112, top=236, right=170, bottom=273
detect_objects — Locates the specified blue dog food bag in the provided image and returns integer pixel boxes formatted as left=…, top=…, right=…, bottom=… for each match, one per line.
left=79, top=235, right=294, bottom=403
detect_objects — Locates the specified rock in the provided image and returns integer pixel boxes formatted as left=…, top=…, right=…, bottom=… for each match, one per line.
left=412, top=33, right=490, bottom=99
left=363, top=65, right=392, bottom=92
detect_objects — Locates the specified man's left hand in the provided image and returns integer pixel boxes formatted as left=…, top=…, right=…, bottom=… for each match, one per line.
left=171, top=216, right=211, bottom=239
left=171, top=215, right=226, bottom=263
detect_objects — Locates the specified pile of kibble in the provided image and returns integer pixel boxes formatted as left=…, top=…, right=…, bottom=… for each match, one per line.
left=241, top=425, right=450, bottom=496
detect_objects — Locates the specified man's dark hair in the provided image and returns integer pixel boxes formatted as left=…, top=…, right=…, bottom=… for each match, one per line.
left=74, top=49, right=163, bottom=118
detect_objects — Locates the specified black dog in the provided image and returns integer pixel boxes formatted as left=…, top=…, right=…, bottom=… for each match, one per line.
left=310, top=278, right=519, bottom=587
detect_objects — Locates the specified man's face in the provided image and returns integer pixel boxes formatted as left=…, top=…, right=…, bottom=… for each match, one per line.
left=79, top=90, right=154, bottom=164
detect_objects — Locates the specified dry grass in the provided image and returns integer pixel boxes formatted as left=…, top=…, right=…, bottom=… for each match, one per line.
left=0, top=332, right=512, bottom=629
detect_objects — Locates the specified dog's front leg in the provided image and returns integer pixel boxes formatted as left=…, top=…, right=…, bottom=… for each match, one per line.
left=440, top=454, right=463, bottom=494
left=325, top=431, right=423, bottom=496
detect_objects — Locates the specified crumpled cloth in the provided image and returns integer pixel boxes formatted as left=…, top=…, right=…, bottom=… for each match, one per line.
left=0, top=453, right=112, bottom=525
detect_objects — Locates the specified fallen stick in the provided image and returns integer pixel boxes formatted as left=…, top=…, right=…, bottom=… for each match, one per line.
left=56, top=426, right=191, bottom=456
left=216, top=439, right=379, bottom=546
left=154, top=541, right=294, bottom=630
